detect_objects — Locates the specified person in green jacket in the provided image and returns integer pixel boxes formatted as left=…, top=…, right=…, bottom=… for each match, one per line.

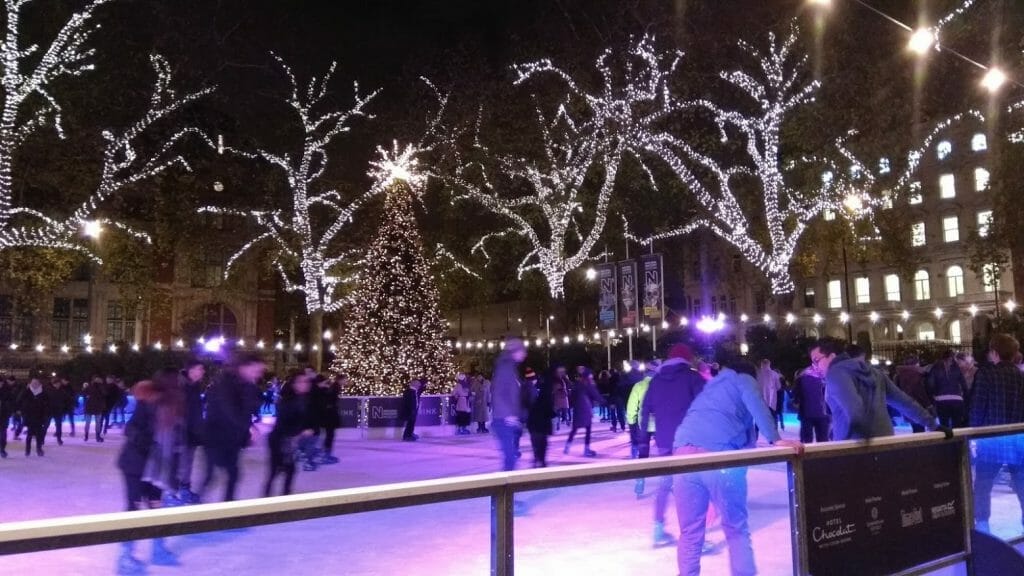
left=627, top=360, right=660, bottom=497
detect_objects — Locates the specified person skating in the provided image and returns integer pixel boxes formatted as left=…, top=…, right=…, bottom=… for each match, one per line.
left=116, top=371, right=185, bottom=575
left=640, top=344, right=706, bottom=548
left=792, top=365, right=830, bottom=443
left=490, top=339, right=527, bottom=471
left=926, top=348, right=968, bottom=428
left=551, top=365, right=572, bottom=431
left=314, top=374, right=342, bottom=463
left=525, top=367, right=553, bottom=468
left=563, top=367, right=604, bottom=457
left=0, top=377, right=13, bottom=458
left=175, top=360, right=206, bottom=504
left=401, top=379, right=422, bottom=441
left=45, top=378, right=69, bottom=446
left=21, top=376, right=50, bottom=457
left=201, top=352, right=264, bottom=502
left=265, top=371, right=316, bottom=497
left=452, top=373, right=473, bottom=435
left=471, top=373, right=491, bottom=433
left=626, top=360, right=660, bottom=497
left=83, top=375, right=106, bottom=442
left=672, top=360, right=804, bottom=576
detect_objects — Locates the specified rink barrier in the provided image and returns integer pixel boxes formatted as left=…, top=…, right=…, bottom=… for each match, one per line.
left=2, top=423, right=1024, bottom=576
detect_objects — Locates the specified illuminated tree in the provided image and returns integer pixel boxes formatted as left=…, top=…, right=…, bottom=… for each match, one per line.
left=332, top=144, right=455, bottom=396
left=0, top=0, right=210, bottom=257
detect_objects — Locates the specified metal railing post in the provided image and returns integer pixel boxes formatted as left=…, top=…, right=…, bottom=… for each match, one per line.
left=788, top=456, right=809, bottom=576
left=958, top=438, right=976, bottom=576
left=491, top=486, right=514, bottom=576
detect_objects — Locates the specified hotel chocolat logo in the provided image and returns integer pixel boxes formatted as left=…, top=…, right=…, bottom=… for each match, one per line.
left=900, top=507, right=924, bottom=528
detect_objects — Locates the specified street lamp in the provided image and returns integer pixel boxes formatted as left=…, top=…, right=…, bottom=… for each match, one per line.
left=982, top=68, right=1008, bottom=93
left=585, top=267, right=597, bottom=281
left=908, top=28, right=935, bottom=55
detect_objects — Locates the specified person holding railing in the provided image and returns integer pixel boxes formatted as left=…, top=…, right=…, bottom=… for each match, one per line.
left=968, top=333, right=1024, bottom=534
left=673, top=359, right=803, bottom=576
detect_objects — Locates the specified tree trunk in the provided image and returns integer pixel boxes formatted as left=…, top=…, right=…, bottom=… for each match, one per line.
left=309, top=308, right=323, bottom=372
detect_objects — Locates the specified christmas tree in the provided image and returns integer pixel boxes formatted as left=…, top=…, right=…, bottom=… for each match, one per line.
left=333, top=144, right=455, bottom=396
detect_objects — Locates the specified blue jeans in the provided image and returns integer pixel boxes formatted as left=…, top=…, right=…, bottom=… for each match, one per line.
left=492, top=420, right=520, bottom=472
left=675, top=466, right=756, bottom=576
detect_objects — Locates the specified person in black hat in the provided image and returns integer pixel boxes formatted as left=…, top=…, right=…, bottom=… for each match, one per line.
left=524, top=367, right=553, bottom=467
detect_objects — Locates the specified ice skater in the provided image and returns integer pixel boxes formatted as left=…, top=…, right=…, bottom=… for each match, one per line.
left=21, top=376, right=50, bottom=457
left=563, top=367, right=604, bottom=458
left=265, top=371, right=316, bottom=497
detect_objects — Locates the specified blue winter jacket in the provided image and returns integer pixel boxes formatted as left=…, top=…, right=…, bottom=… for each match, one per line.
left=825, top=356, right=936, bottom=440
left=674, top=368, right=780, bottom=452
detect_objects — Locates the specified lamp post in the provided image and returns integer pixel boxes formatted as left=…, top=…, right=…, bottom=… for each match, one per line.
left=841, top=195, right=865, bottom=343
left=83, top=221, right=102, bottom=342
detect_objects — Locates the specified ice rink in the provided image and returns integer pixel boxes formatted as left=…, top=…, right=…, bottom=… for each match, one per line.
left=2, top=415, right=1022, bottom=575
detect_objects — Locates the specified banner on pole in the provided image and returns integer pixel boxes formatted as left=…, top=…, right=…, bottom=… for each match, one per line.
left=596, top=263, right=618, bottom=329
left=618, top=260, right=638, bottom=328
left=640, top=253, right=665, bottom=323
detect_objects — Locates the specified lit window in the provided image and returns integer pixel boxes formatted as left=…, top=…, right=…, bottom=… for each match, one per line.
left=909, top=182, right=922, bottom=204
left=911, top=222, right=926, bottom=247
left=850, top=165, right=862, bottom=179
left=822, top=171, right=834, bottom=185
left=939, top=174, right=956, bottom=199
left=827, top=279, right=842, bottom=310
left=983, top=263, right=999, bottom=291
left=942, top=216, right=959, bottom=243
left=884, top=274, right=901, bottom=302
left=972, top=133, right=988, bottom=152
left=882, top=191, right=893, bottom=209
left=949, top=319, right=962, bottom=344
left=855, top=277, right=871, bottom=304
left=823, top=209, right=836, bottom=221
left=879, top=158, right=891, bottom=174
left=975, top=168, right=990, bottom=191
left=937, top=141, right=952, bottom=160
left=914, top=270, right=930, bottom=301
left=918, top=322, right=936, bottom=341
left=977, top=210, right=993, bottom=237
left=946, top=265, right=964, bottom=297
left=804, top=287, right=816, bottom=308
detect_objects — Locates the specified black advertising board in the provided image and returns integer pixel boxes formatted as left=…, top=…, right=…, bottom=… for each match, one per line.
left=803, top=442, right=964, bottom=576
left=417, top=395, right=443, bottom=426
left=338, top=397, right=361, bottom=428
left=618, top=260, right=639, bottom=328
left=640, top=253, right=665, bottom=323
left=596, top=262, right=618, bottom=329
left=366, top=396, right=403, bottom=428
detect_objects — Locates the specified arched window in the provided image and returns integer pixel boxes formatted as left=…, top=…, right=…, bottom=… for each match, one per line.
left=946, top=266, right=965, bottom=297
left=937, top=140, right=952, bottom=160
left=949, top=319, right=962, bottom=344
left=972, top=134, right=988, bottom=152
left=914, top=270, right=930, bottom=301
left=203, top=303, right=238, bottom=338
left=918, top=322, right=936, bottom=341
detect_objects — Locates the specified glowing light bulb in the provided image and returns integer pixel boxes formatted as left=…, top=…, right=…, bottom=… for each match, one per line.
left=908, top=28, right=936, bottom=55
left=968, top=305, right=979, bottom=316
left=982, top=68, right=1007, bottom=92
left=839, top=312, right=850, bottom=323
left=585, top=267, right=596, bottom=280
left=83, top=220, right=103, bottom=239
left=869, top=311, right=879, bottom=323
left=812, top=313, right=823, bottom=324
left=934, top=307, right=944, bottom=319
left=785, top=313, right=796, bottom=324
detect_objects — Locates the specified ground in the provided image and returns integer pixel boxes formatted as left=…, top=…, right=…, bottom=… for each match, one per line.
left=1, top=414, right=1021, bottom=575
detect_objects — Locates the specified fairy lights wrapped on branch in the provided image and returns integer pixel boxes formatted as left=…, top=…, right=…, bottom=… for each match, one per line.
left=0, top=0, right=210, bottom=259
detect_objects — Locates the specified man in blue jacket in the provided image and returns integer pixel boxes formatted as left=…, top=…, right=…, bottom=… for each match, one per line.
left=673, top=360, right=803, bottom=576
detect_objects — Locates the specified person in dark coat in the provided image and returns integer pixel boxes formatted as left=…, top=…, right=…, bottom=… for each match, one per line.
left=894, top=357, right=932, bottom=433
left=792, top=366, right=830, bottom=443
left=525, top=368, right=554, bottom=467
left=83, top=375, right=106, bottom=442
left=551, top=366, right=572, bottom=430
left=201, top=352, right=264, bottom=502
left=0, top=377, right=14, bottom=458
left=116, top=370, right=184, bottom=573
left=175, top=360, right=206, bottom=504
left=60, top=378, right=78, bottom=438
left=491, top=339, right=526, bottom=470
left=101, top=375, right=122, bottom=435
left=926, top=349, right=968, bottom=428
left=564, top=367, right=605, bottom=457
left=265, top=371, right=316, bottom=497
left=45, top=378, right=70, bottom=445
left=21, top=377, right=50, bottom=457
left=400, top=379, right=422, bottom=441
left=640, top=344, right=707, bottom=548
left=314, top=374, right=343, bottom=463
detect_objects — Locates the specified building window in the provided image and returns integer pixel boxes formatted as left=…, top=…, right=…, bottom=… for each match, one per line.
left=0, top=295, right=33, bottom=345
left=942, top=216, right=959, bottom=243
left=728, top=296, right=737, bottom=315
left=982, top=263, right=1000, bottom=292
left=855, top=277, right=870, bottom=304
left=918, top=322, right=936, bottom=341
left=693, top=299, right=702, bottom=315
left=804, top=287, right=816, bottom=308
left=52, top=298, right=89, bottom=345
left=937, top=140, right=952, bottom=160
left=939, top=174, right=956, bottom=199
left=977, top=210, right=993, bottom=237
left=879, top=158, right=891, bottom=174
left=909, top=182, right=923, bottom=204
left=191, top=251, right=225, bottom=288
left=827, top=279, right=842, bottom=310
left=912, top=222, right=926, bottom=247
left=972, top=133, right=988, bottom=152
left=881, top=191, right=894, bottom=210
left=947, top=265, right=965, bottom=297
left=823, top=209, right=836, bottom=221
left=203, top=303, right=238, bottom=338
left=884, top=274, right=901, bottom=302
left=975, top=168, right=990, bottom=192
left=711, top=296, right=719, bottom=315
left=106, top=301, right=136, bottom=344
left=914, top=270, right=931, bottom=301
left=949, top=319, right=962, bottom=344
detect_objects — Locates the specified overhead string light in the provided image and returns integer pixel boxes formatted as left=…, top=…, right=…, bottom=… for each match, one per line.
left=453, top=36, right=683, bottom=299
left=0, top=0, right=211, bottom=258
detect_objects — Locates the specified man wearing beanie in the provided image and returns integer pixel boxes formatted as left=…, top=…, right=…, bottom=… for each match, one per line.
left=491, top=338, right=527, bottom=471
left=640, top=344, right=706, bottom=547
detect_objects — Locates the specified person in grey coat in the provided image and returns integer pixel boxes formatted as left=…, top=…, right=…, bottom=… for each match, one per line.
left=471, top=374, right=491, bottom=433
left=812, top=340, right=943, bottom=440
left=491, top=339, right=526, bottom=471
left=563, top=368, right=604, bottom=457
